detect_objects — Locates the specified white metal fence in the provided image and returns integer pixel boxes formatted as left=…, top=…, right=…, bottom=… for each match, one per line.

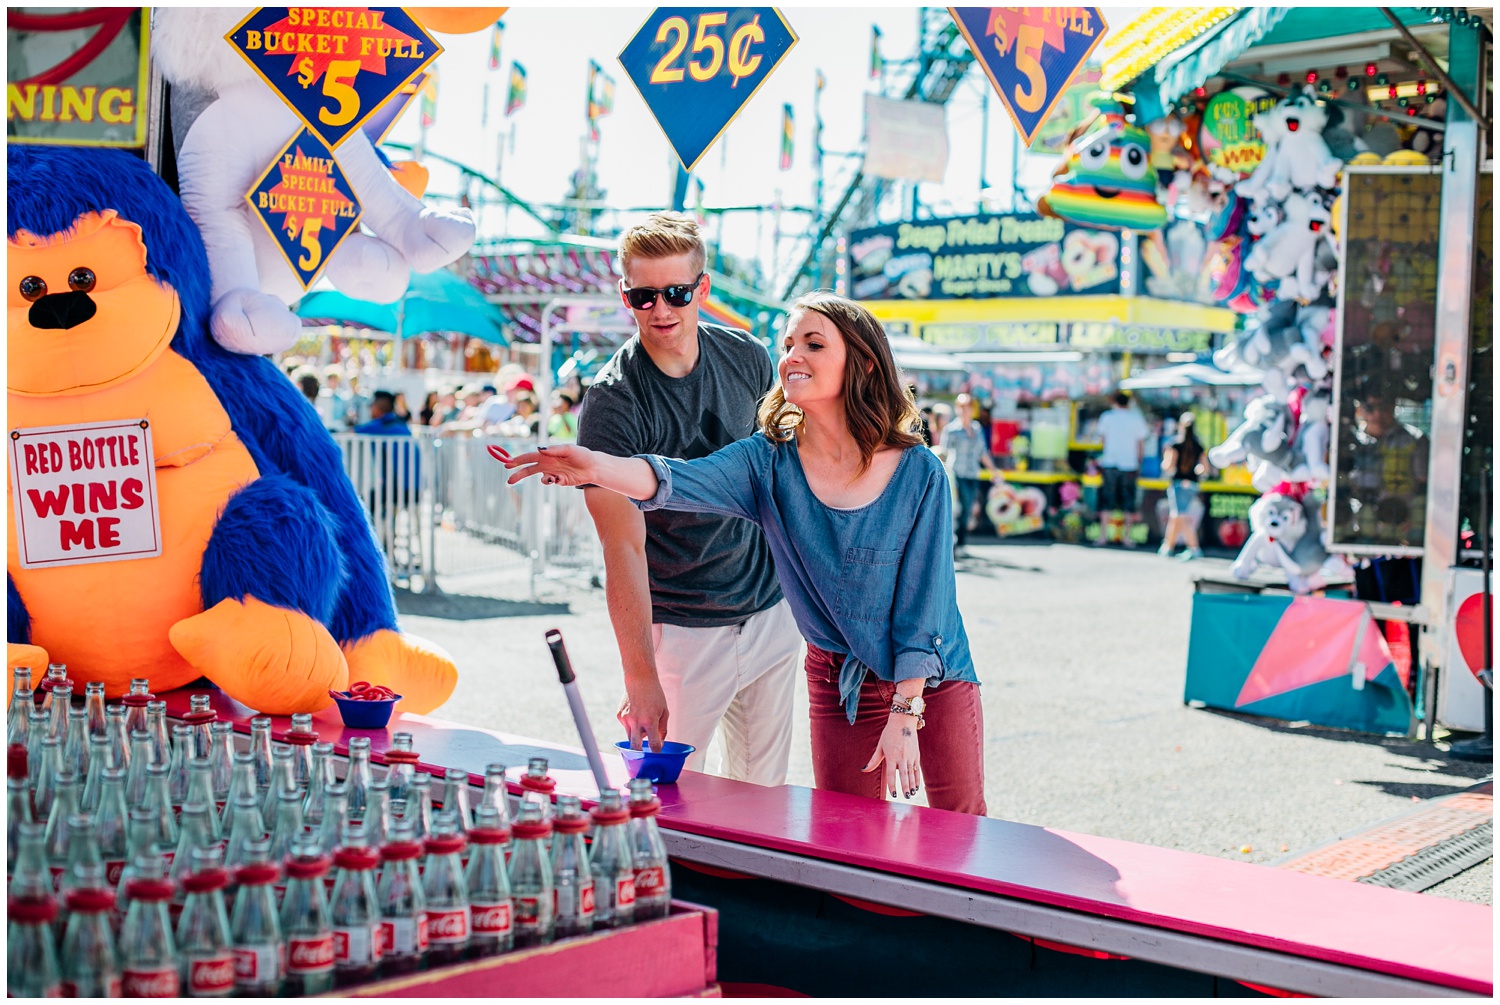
left=332, top=431, right=601, bottom=595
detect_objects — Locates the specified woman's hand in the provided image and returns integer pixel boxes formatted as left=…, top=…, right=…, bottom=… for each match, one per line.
left=488, top=443, right=597, bottom=487
left=862, top=712, right=922, bottom=799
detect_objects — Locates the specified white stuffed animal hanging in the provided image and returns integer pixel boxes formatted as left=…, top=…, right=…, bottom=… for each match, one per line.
left=1231, top=491, right=1348, bottom=593
left=1215, top=300, right=1329, bottom=401
left=152, top=9, right=476, bottom=355
left=1244, top=191, right=1332, bottom=300
left=1237, top=86, right=1343, bottom=203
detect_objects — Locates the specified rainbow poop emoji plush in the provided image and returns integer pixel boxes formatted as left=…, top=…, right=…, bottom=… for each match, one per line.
left=1038, top=95, right=1167, bottom=232
left=7, top=145, right=457, bottom=714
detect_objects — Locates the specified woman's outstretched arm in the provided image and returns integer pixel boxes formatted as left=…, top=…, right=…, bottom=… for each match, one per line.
left=490, top=444, right=659, bottom=499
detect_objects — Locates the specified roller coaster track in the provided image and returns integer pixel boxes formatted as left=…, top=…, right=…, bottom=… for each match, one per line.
left=778, top=7, right=976, bottom=301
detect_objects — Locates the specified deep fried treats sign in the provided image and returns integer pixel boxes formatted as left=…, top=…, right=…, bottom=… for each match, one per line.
left=10, top=419, right=160, bottom=568
left=226, top=6, right=441, bottom=148
left=246, top=128, right=363, bottom=288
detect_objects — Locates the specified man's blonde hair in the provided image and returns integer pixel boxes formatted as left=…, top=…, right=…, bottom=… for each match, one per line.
left=618, top=211, right=706, bottom=278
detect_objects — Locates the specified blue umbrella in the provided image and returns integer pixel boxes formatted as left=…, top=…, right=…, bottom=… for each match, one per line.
left=297, top=268, right=508, bottom=344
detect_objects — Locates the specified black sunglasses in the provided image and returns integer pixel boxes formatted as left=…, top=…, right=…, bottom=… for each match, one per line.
left=621, top=273, right=703, bottom=311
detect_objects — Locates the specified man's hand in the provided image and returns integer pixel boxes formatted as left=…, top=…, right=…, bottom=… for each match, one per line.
left=619, top=673, right=670, bottom=753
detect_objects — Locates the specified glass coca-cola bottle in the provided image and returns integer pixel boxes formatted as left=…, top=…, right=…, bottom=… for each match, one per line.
left=96, top=767, right=130, bottom=888
left=63, top=704, right=89, bottom=779
left=121, top=679, right=153, bottom=740
left=247, top=717, right=274, bottom=794
left=170, top=803, right=219, bottom=917
left=209, top=722, right=235, bottom=813
left=281, top=838, right=335, bottom=996
left=83, top=681, right=107, bottom=740
left=363, top=777, right=391, bottom=850
left=37, top=664, right=73, bottom=707
left=6, top=743, right=31, bottom=875
left=12, top=819, right=51, bottom=899
left=186, top=756, right=222, bottom=842
left=42, top=768, right=81, bottom=889
left=167, top=723, right=193, bottom=812
left=405, top=772, right=435, bottom=840
left=376, top=817, right=428, bottom=975
left=627, top=777, right=671, bottom=920
left=142, top=762, right=179, bottom=850
left=479, top=762, right=514, bottom=833
left=438, top=767, right=473, bottom=834
left=261, top=744, right=298, bottom=823
left=31, top=734, right=62, bottom=822
left=123, top=728, right=154, bottom=808
left=7, top=681, right=33, bottom=746
left=145, top=699, right=171, bottom=769
left=422, top=810, right=470, bottom=965
left=24, top=706, right=48, bottom=788
left=328, top=822, right=383, bottom=986
left=104, top=703, right=130, bottom=772
left=519, top=757, right=556, bottom=831
left=45, top=683, right=71, bottom=745
left=223, top=792, right=267, bottom=874
left=384, top=744, right=419, bottom=805
left=176, top=845, right=235, bottom=999
left=303, top=742, right=336, bottom=829
left=114, top=807, right=163, bottom=922
left=317, top=782, right=351, bottom=856
left=80, top=733, right=111, bottom=813
left=550, top=795, right=594, bottom=938
left=221, top=751, right=258, bottom=834
left=57, top=811, right=106, bottom=922
left=59, top=864, right=121, bottom=997
left=507, top=802, right=554, bottom=948
left=181, top=693, right=214, bottom=759
left=8, top=882, right=62, bottom=996
left=285, top=713, right=317, bottom=792
left=465, top=804, right=514, bottom=957
left=588, top=788, right=636, bottom=929
left=346, top=736, right=374, bottom=821
left=268, top=787, right=307, bottom=865
left=118, top=855, right=181, bottom=997
left=230, top=837, right=283, bottom=996
left=11, top=664, right=34, bottom=703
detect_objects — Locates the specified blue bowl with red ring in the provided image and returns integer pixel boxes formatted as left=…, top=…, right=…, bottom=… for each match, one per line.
left=330, top=690, right=402, bottom=729
left=614, top=740, right=695, bottom=783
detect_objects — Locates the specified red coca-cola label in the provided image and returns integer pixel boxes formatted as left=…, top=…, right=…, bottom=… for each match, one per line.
left=121, top=967, right=180, bottom=998
left=378, top=915, right=428, bottom=956
left=515, top=895, right=542, bottom=926
left=425, top=907, right=469, bottom=944
left=580, top=880, right=596, bottom=916
left=104, top=860, right=125, bottom=886
left=634, top=865, right=665, bottom=894
left=286, top=935, right=335, bottom=974
left=188, top=954, right=236, bottom=994
left=616, top=876, right=637, bottom=907
left=233, top=944, right=279, bottom=984
left=471, top=901, right=511, bottom=935
left=333, top=925, right=379, bottom=965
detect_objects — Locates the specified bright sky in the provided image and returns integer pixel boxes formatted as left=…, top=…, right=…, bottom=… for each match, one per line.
left=389, top=5, right=1139, bottom=289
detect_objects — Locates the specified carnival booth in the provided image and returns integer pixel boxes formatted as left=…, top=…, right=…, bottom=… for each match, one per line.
left=1097, top=7, right=1492, bottom=742
left=5, top=6, right=1491, bottom=1000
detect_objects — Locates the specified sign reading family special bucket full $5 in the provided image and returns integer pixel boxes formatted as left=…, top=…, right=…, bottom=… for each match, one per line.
left=848, top=212, right=1120, bottom=301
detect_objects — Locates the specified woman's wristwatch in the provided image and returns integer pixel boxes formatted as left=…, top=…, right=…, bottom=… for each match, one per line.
left=890, top=693, right=926, bottom=729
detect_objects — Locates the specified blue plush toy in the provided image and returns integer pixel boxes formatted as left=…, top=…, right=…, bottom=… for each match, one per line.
left=7, top=145, right=456, bottom=713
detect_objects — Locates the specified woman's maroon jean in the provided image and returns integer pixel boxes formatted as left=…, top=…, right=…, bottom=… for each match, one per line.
left=805, top=643, right=987, bottom=815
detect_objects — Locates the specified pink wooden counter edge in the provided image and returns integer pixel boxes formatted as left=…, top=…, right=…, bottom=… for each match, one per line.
left=164, top=688, right=1492, bottom=994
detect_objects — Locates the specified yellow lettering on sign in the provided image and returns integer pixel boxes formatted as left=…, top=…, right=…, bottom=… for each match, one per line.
left=99, top=88, right=133, bottom=124
left=59, top=87, right=97, bottom=123
left=39, top=85, right=57, bottom=121
left=244, top=29, right=262, bottom=50
left=7, top=83, right=38, bottom=121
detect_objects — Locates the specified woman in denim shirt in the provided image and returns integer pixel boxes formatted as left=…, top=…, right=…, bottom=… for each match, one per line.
left=493, top=293, right=985, bottom=815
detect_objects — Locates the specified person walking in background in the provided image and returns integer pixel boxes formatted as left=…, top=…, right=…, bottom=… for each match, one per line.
left=420, top=390, right=441, bottom=427
left=1159, top=412, right=1208, bottom=560
left=355, top=391, right=420, bottom=559
left=1095, top=391, right=1150, bottom=547
left=570, top=211, right=799, bottom=786
left=939, top=393, right=995, bottom=557
left=492, top=292, right=986, bottom=814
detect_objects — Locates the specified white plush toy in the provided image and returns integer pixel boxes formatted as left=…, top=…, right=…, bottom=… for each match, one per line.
left=1231, top=491, right=1348, bottom=593
left=1292, top=386, right=1332, bottom=484
left=152, top=9, right=476, bottom=355
left=1244, top=191, right=1332, bottom=300
left=1208, top=394, right=1301, bottom=491
left=1236, top=86, right=1343, bottom=203
left=1215, top=300, right=1329, bottom=400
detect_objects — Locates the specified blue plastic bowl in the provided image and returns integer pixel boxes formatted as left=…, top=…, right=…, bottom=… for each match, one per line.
left=330, top=691, right=402, bottom=729
left=614, top=740, right=695, bottom=783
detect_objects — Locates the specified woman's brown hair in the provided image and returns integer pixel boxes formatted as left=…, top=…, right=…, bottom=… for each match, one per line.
left=758, top=292, right=923, bottom=472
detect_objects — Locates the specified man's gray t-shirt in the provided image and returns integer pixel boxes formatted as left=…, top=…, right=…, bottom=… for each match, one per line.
left=578, top=323, right=783, bottom=627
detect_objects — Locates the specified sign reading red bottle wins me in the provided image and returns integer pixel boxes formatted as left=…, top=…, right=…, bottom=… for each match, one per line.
left=10, top=419, right=161, bottom=569
left=246, top=129, right=364, bottom=289
left=226, top=6, right=441, bottom=148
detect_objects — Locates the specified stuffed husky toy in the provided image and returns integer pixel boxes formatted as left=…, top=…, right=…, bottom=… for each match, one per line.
left=1236, top=85, right=1343, bottom=203
left=1231, top=490, right=1347, bottom=594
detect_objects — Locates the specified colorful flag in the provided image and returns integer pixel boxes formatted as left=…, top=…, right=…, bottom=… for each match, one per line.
left=870, top=25, right=884, bottom=79
left=587, top=59, right=616, bottom=141
left=506, top=62, right=527, bottom=116
left=488, top=19, right=504, bottom=70
left=816, top=68, right=826, bottom=93
left=420, top=68, right=438, bottom=129
left=780, top=103, right=794, bottom=170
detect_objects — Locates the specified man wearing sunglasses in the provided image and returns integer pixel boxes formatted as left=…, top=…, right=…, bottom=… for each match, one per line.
left=576, top=212, right=797, bottom=786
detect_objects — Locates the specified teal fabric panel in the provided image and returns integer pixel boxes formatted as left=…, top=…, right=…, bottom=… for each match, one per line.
left=1184, top=593, right=1292, bottom=708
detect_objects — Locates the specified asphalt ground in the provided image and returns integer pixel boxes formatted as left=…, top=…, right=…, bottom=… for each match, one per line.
left=398, top=540, right=1492, bottom=906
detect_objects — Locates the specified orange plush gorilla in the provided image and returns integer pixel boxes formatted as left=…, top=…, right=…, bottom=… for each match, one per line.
left=7, top=145, right=456, bottom=715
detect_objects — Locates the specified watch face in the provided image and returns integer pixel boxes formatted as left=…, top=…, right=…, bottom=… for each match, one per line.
left=907, top=695, right=926, bottom=716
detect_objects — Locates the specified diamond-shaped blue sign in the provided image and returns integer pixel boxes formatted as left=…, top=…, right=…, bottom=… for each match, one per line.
left=619, top=8, right=797, bottom=173
left=245, top=128, right=363, bottom=290
left=226, top=7, right=441, bottom=148
left=949, top=7, right=1108, bottom=146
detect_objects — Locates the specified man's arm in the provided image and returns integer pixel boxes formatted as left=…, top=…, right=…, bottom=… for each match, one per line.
left=585, top=487, right=670, bottom=752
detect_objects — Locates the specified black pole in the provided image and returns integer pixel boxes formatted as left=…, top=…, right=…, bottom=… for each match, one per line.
left=1452, top=465, right=1492, bottom=760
